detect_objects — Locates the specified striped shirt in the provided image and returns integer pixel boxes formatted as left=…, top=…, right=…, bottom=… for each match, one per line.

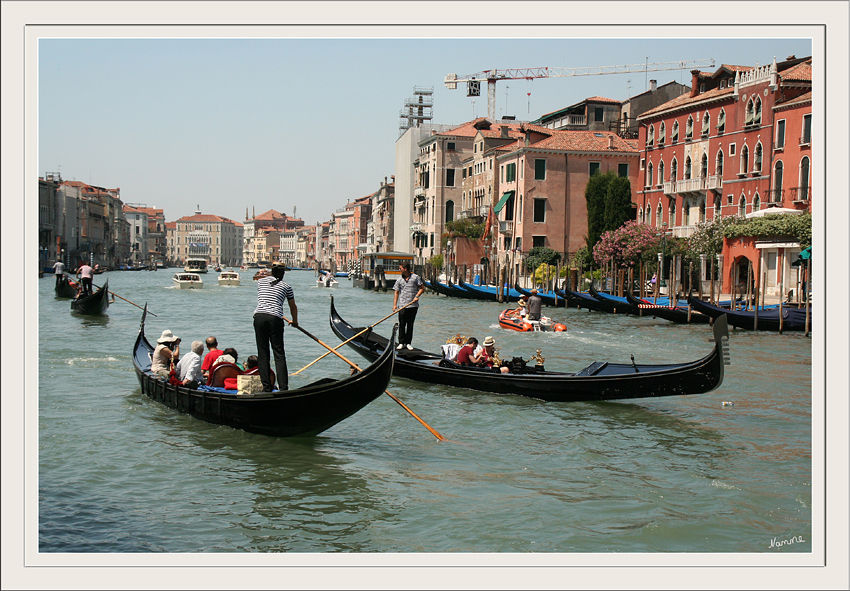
left=253, top=277, right=294, bottom=318
left=393, top=273, right=424, bottom=308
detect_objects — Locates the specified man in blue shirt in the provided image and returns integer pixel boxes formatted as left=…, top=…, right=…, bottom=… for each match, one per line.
left=392, top=262, right=425, bottom=351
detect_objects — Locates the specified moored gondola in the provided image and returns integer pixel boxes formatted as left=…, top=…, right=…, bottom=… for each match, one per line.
left=70, top=280, right=110, bottom=315
left=625, top=291, right=711, bottom=324
left=330, top=296, right=728, bottom=403
left=687, top=295, right=810, bottom=332
left=133, top=307, right=397, bottom=437
left=588, top=285, right=641, bottom=315
left=514, top=283, right=566, bottom=307
left=559, top=286, right=608, bottom=312
left=54, top=275, right=79, bottom=298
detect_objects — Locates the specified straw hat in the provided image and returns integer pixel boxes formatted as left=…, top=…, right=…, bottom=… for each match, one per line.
left=518, top=300, right=527, bottom=307
left=157, top=329, right=179, bottom=343
left=483, top=336, right=495, bottom=347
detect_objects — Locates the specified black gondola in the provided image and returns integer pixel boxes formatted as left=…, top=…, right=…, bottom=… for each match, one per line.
left=687, top=295, right=811, bottom=332
left=587, top=285, right=641, bottom=315
left=70, top=280, right=110, bottom=315
left=624, top=291, right=711, bottom=324
left=330, top=296, right=729, bottom=403
left=558, top=286, right=608, bottom=312
left=54, top=275, right=78, bottom=298
left=514, top=284, right=566, bottom=308
left=133, top=308, right=398, bottom=437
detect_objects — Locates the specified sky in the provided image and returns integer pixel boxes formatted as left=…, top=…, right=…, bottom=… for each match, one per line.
left=38, top=34, right=814, bottom=226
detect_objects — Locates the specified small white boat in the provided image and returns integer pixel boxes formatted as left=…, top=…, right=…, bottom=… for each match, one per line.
left=317, top=272, right=339, bottom=288
left=218, top=270, right=241, bottom=286
left=184, top=258, right=208, bottom=273
left=172, top=273, right=204, bottom=289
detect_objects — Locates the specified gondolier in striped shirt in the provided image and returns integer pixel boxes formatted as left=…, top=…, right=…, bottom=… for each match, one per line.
left=392, top=262, right=425, bottom=351
left=253, top=262, right=298, bottom=391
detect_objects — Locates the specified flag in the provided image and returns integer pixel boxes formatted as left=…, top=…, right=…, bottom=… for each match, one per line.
left=482, top=207, right=495, bottom=241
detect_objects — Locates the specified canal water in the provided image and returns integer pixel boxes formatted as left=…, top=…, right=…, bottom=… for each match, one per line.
left=35, top=269, right=813, bottom=558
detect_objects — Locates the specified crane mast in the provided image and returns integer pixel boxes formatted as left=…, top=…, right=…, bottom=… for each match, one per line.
left=445, top=59, right=716, bottom=119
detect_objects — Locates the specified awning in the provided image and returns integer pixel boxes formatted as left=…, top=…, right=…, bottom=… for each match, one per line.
left=791, top=246, right=812, bottom=267
left=745, top=207, right=803, bottom=219
left=494, top=190, right=515, bottom=214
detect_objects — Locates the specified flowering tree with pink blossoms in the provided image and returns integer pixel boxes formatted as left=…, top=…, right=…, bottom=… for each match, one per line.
left=592, top=220, right=661, bottom=270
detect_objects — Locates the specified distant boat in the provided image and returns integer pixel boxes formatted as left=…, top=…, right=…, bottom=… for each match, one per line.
left=173, top=273, right=204, bottom=289
left=317, top=271, right=339, bottom=287
left=184, top=258, right=208, bottom=273
left=218, top=270, right=241, bottom=286
left=71, top=281, right=110, bottom=315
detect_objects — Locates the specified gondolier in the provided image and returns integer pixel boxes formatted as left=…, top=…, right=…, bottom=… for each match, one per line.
left=253, top=262, right=298, bottom=391
left=77, top=262, right=94, bottom=297
left=53, top=260, right=65, bottom=287
left=527, top=289, right=543, bottom=321
left=392, top=261, right=425, bottom=351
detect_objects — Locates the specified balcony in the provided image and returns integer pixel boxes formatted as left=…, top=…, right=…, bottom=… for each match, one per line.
left=458, top=209, right=473, bottom=219
left=764, top=189, right=784, bottom=205
left=789, top=186, right=811, bottom=204
left=670, top=224, right=696, bottom=238
left=414, top=186, right=425, bottom=197
left=479, top=205, right=489, bottom=217
left=499, top=221, right=513, bottom=235
left=662, top=175, right=722, bottom=196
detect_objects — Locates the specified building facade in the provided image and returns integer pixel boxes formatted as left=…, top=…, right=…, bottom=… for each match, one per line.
left=169, top=210, right=244, bottom=267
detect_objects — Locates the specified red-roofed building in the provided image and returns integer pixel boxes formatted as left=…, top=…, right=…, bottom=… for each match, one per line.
left=636, top=56, right=812, bottom=300
left=242, top=208, right=304, bottom=265
left=169, top=207, right=244, bottom=267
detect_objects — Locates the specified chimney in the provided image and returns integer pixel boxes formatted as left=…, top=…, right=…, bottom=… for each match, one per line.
left=650, top=79, right=657, bottom=92
left=501, top=125, right=509, bottom=138
left=608, top=135, right=615, bottom=150
left=690, top=70, right=701, bottom=97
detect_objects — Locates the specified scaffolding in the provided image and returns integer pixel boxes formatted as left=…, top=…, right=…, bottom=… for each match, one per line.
left=398, top=86, right=434, bottom=138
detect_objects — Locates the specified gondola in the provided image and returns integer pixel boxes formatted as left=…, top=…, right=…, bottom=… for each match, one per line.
left=330, top=296, right=729, bottom=403
left=70, top=280, right=110, bottom=315
left=54, top=275, right=78, bottom=298
left=457, top=278, right=523, bottom=302
left=428, top=279, right=472, bottom=299
left=133, top=307, right=398, bottom=437
left=588, top=285, right=641, bottom=315
left=687, top=295, right=811, bottom=332
left=514, top=284, right=566, bottom=307
left=558, top=286, right=608, bottom=312
left=624, top=291, right=711, bottom=324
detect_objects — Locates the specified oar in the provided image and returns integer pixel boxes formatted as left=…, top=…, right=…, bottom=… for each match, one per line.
left=93, top=283, right=157, bottom=317
left=291, top=300, right=415, bottom=376
left=283, top=316, right=446, bottom=442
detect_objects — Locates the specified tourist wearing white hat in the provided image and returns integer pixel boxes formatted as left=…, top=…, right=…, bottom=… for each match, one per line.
left=151, top=329, right=181, bottom=378
left=481, top=336, right=510, bottom=374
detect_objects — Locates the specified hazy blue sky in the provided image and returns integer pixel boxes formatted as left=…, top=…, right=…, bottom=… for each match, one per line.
left=38, top=36, right=813, bottom=226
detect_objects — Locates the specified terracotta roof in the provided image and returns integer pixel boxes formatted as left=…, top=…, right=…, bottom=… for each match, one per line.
left=775, top=91, right=812, bottom=109
left=583, top=96, right=621, bottom=104
left=639, top=84, right=735, bottom=119
left=165, top=222, right=176, bottom=229
left=781, top=61, right=812, bottom=82
left=254, top=209, right=288, bottom=221
left=176, top=213, right=234, bottom=223
left=501, top=129, right=638, bottom=154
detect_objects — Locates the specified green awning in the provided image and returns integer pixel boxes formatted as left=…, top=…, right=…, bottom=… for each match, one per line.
left=791, top=246, right=811, bottom=267
left=493, top=190, right=515, bottom=214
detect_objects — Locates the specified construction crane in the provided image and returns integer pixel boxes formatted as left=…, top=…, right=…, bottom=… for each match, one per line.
left=445, top=59, right=716, bottom=120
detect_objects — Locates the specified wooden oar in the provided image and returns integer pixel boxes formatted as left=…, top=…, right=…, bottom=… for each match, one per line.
left=93, top=284, right=157, bottom=317
left=291, top=300, right=414, bottom=376
left=283, top=316, right=446, bottom=442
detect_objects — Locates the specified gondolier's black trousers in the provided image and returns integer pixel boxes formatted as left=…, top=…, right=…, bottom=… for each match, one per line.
left=81, top=277, right=93, bottom=296
left=253, top=313, right=288, bottom=391
left=398, top=307, right=418, bottom=346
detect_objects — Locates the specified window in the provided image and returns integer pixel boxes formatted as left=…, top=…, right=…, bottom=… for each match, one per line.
left=701, top=153, right=708, bottom=178
left=740, top=145, right=749, bottom=174
left=672, top=121, right=679, bottom=143
left=799, top=156, right=810, bottom=201
left=658, top=122, right=666, bottom=144
left=445, top=200, right=454, bottom=223
left=717, top=108, right=726, bottom=133
left=774, top=161, right=784, bottom=201
left=647, top=162, right=654, bottom=187
left=745, top=100, right=755, bottom=125
left=534, top=159, right=546, bottom=180
left=754, top=98, right=762, bottom=125
left=670, top=158, right=678, bottom=181
left=658, top=161, right=664, bottom=185
left=729, top=143, right=736, bottom=156
left=647, top=125, right=655, bottom=145
left=589, top=162, right=600, bottom=176
left=802, top=114, right=812, bottom=144
left=446, top=168, right=455, bottom=187
left=754, top=143, right=763, bottom=173
left=686, top=116, right=694, bottom=139
left=682, top=199, right=690, bottom=226
left=446, top=142, right=455, bottom=151
left=532, top=236, right=545, bottom=248
left=702, top=112, right=710, bottom=136
left=595, top=107, right=604, bottom=122
left=656, top=204, right=663, bottom=227
left=738, top=195, right=747, bottom=217
left=684, top=156, right=692, bottom=180
left=716, top=150, right=724, bottom=176
left=505, top=163, right=516, bottom=182
left=618, top=163, right=629, bottom=178
left=753, top=194, right=761, bottom=211
left=776, top=119, right=786, bottom=149
left=533, top=198, right=546, bottom=223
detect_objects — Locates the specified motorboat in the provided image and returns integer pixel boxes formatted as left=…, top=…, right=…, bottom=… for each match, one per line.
left=218, top=270, right=241, bottom=286
left=172, top=273, right=204, bottom=289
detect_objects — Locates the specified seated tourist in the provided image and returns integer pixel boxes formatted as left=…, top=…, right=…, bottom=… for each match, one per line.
left=175, top=340, right=205, bottom=388
left=151, top=330, right=180, bottom=378
left=456, top=337, right=484, bottom=367
left=213, top=347, right=242, bottom=370
left=244, top=355, right=259, bottom=371
left=480, top=336, right=510, bottom=374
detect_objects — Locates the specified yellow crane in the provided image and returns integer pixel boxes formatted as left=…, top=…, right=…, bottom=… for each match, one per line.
left=445, top=59, right=716, bottom=119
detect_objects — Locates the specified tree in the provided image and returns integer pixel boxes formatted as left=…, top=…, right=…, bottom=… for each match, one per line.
left=592, top=220, right=660, bottom=270
left=525, top=246, right=561, bottom=273
left=585, top=171, right=634, bottom=250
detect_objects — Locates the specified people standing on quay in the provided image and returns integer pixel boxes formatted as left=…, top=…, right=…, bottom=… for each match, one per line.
left=527, top=289, right=543, bottom=321
left=53, top=259, right=65, bottom=288
left=392, top=261, right=425, bottom=351
left=76, top=261, right=94, bottom=297
left=253, top=261, right=297, bottom=392
left=201, top=337, right=224, bottom=381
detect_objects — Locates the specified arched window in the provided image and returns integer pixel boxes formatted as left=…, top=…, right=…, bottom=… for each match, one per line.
left=754, top=97, right=762, bottom=125
left=684, top=156, right=692, bottom=179
left=699, top=199, right=706, bottom=223
left=669, top=202, right=677, bottom=226
left=658, top=160, right=665, bottom=186
left=773, top=160, right=783, bottom=203
left=738, top=195, right=747, bottom=217
left=754, top=142, right=763, bottom=173
left=716, top=149, right=724, bottom=176
left=648, top=125, right=655, bottom=145
left=799, top=157, right=810, bottom=201
left=656, top=203, right=663, bottom=227
left=672, top=121, right=679, bottom=143
left=701, top=153, right=708, bottom=178
left=753, top=193, right=761, bottom=211
left=645, top=205, right=652, bottom=224
left=745, top=100, right=755, bottom=125
left=714, top=196, right=722, bottom=217
left=740, top=145, right=749, bottom=174
left=686, top=116, right=694, bottom=139
left=682, top=199, right=690, bottom=226
left=647, top=162, right=653, bottom=187
left=445, top=200, right=454, bottom=223
left=717, top=108, right=726, bottom=133
left=670, top=158, right=678, bottom=181
left=702, top=112, right=710, bottom=136
left=659, top=122, right=666, bottom=143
